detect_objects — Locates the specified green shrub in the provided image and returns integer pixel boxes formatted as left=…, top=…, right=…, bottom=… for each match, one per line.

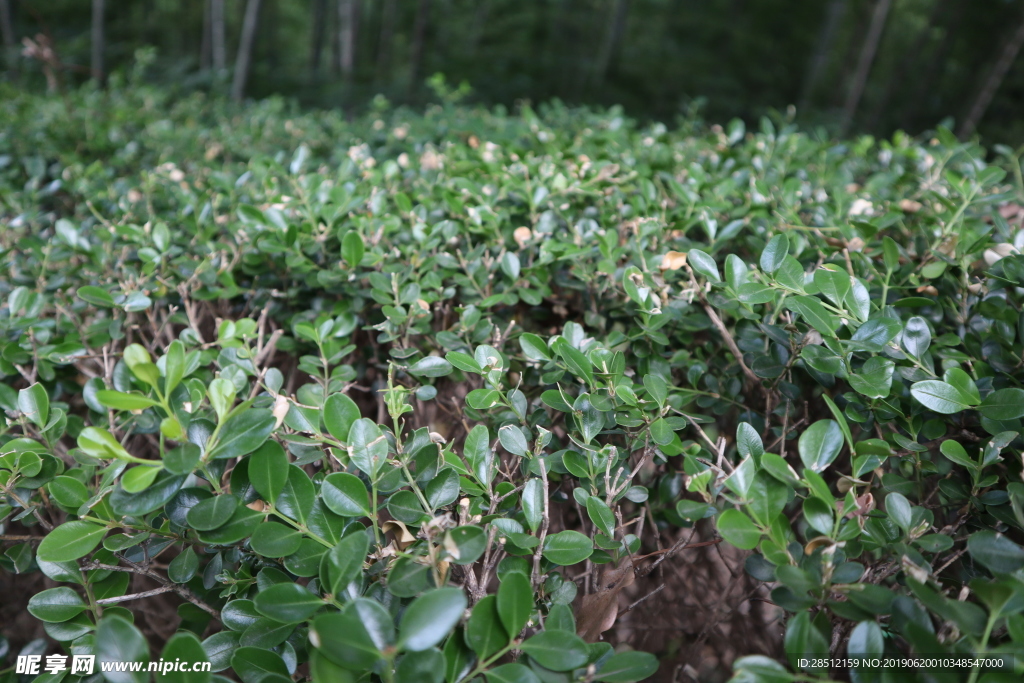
left=2, top=81, right=1024, bottom=683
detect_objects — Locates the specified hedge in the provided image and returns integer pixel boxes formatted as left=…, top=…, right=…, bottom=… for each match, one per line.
left=2, top=77, right=1024, bottom=683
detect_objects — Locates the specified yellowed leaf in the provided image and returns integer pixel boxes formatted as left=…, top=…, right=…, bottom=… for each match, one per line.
left=575, top=559, right=636, bottom=642
left=383, top=520, right=416, bottom=550
left=659, top=251, right=687, bottom=271
left=513, top=226, right=533, bottom=247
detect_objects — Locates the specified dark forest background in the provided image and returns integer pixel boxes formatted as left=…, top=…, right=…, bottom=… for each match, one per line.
left=4, top=0, right=1024, bottom=142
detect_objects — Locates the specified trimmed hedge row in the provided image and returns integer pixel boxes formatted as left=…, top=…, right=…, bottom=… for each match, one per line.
left=2, top=78, right=1024, bottom=682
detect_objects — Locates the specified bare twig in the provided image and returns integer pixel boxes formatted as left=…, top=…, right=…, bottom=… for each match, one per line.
left=685, top=264, right=761, bottom=390
left=531, top=458, right=550, bottom=590
left=623, top=583, right=665, bottom=614
left=81, top=558, right=220, bottom=619
left=96, top=586, right=174, bottom=604
left=3, top=485, right=53, bottom=531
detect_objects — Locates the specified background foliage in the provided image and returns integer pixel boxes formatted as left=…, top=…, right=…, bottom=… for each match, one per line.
left=7, top=0, right=1024, bottom=142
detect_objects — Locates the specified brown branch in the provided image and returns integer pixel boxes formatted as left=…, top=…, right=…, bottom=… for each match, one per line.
left=623, top=583, right=665, bottom=614
left=3, top=485, right=54, bottom=531
left=685, top=264, right=762, bottom=392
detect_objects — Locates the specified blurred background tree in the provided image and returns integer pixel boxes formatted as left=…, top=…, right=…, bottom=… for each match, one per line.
left=4, top=0, right=1024, bottom=142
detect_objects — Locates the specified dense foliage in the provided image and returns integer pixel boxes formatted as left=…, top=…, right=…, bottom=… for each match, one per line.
left=4, top=79, right=1024, bottom=683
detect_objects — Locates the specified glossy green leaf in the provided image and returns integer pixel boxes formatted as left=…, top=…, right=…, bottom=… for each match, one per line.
left=409, top=355, right=453, bottom=377
left=497, top=570, right=532, bottom=637
left=312, top=610, right=381, bottom=670
left=196, top=506, right=263, bottom=544
left=848, top=357, right=894, bottom=399
left=248, top=440, right=289, bottom=504
left=27, top=587, right=87, bottom=622
left=486, top=663, right=541, bottom=683
left=522, top=478, right=544, bottom=532
left=425, top=467, right=460, bottom=509
left=979, top=388, right=1024, bottom=420
left=595, top=650, right=660, bottom=682
left=348, top=418, right=388, bottom=478
left=498, top=424, right=529, bottom=456
left=18, top=383, right=49, bottom=428
left=910, top=380, right=975, bottom=414
left=231, top=647, right=289, bottom=683
left=967, top=531, right=1024, bottom=574
left=786, top=296, right=839, bottom=336
left=253, top=582, right=324, bottom=623
left=78, top=285, right=116, bottom=307
left=847, top=621, right=884, bottom=660
left=586, top=496, right=615, bottom=537
left=902, top=316, right=931, bottom=358
left=48, top=475, right=89, bottom=508
left=121, top=464, right=162, bottom=493
left=716, top=509, right=761, bottom=550
left=520, top=630, right=590, bottom=671
left=813, top=266, right=849, bottom=307
left=38, top=521, right=107, bottom=562
left=760, top=234, right=789, bottom=273
left=97, top=615, right=149, bottom=683
left=342, top=230, right=365, bottom=267
left=687, top=248, right=720, bottom=282
left=519, top=333, right=551, bottom=361
left=78, top=426, right=133, bottom=461
left=735, top=422, right=763, bottom=464
left=466, top=595, right=508, bottom=658
left=324, top=393, right=362, bottom=442
left=168, top=546, right=200, bottom=583
left=885, top=492, right=913, bottom=534
left=95, top=390, right=161, bottom=410
left=802, top=496, right=833, bottom=536
left=161, top=632, right=212, bottom=683
left=208, top=378, right=236, bottom=422
left=445, top=525, right=488, bottom=565
left=327, top=531, right=369, bottom=595
left=164, top=339, right=185, bottom=395
left=542, top=530, right=593, bottom=565
left=322, top=472, right=371, bottom=517
left=186, top=494, right=239, bottom=531
left=398, top=587, right=467, bottom=652
left=250, top=522, right=303, bottom=557
left=208, top=409, right=275, bottom=459
left=798, top=419, right=844, bottom=473
left=276, top=465, right=315, bottom=523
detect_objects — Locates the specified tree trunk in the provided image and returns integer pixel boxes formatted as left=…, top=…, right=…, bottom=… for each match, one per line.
left=466, top=0, right=490, bottom=59
left=958, top=13, right=1024, bottom=138
left=375, top=0, right=396, bottom=84
left=592, top=0, right=630, bottom=87
left=201, top=0, right=212, bottom=69
left=900, top=0, right=963, bottom=130
left=338, top=0, right=358, bottom=81
left=798, top=0, right=847, bottom=111
left=264, top=0, right=279, bottom=69
left=408, top=0, right=431, bottom=95
left=0, top=0, right=16, bottom=77
left=310, top=0, right=327, bottom=77
left=231, top=0, right=262, bottom=101
left=91, top=0, right=105, bottom=84
left=866, top=0, right=948, bottom=133
left=839, top=0, right=892, bottom=135
left=211, top=0, right=226, bottom=71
